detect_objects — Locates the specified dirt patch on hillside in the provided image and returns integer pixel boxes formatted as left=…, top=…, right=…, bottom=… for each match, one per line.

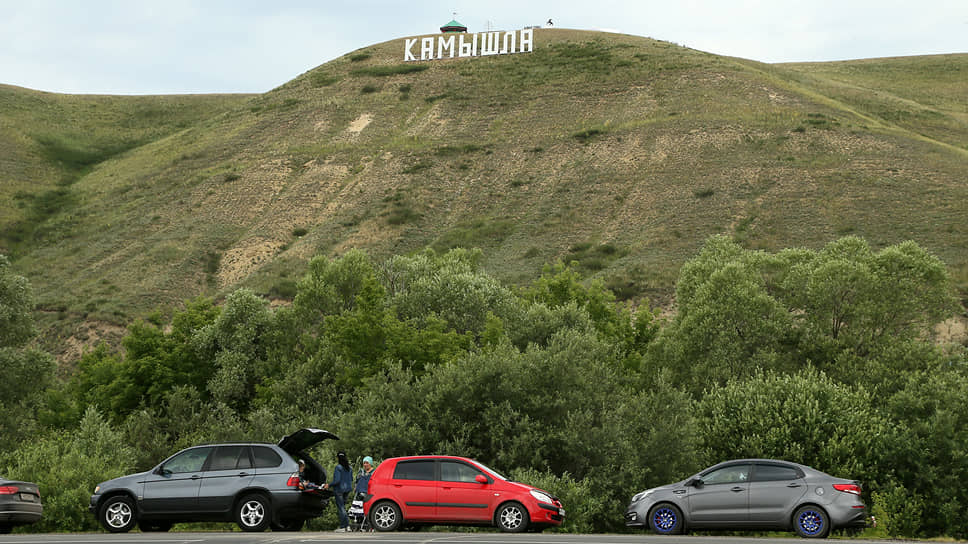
left=217, top=237, right=287, bottom=288
left=60, top=321, right=128, bottom=365
left=936, top=316, right=968, bottom=344
left=347, top=114, right=373, bottom=134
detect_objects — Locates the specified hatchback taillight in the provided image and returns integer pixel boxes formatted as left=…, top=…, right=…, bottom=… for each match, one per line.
left=287, top=474, right=301, bottom=488
left=0, top=486, right=19, bottom=494
left=833, top=483, right=862, bottom=495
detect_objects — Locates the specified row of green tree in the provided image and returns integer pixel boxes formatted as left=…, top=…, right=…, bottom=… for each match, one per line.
left=1, top=236, right=966, bottom=537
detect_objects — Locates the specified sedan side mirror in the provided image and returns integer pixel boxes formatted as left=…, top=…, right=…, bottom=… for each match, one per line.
left=686, top=477, right=703, bottom=488
left=475, top=474, right=489, bottom=484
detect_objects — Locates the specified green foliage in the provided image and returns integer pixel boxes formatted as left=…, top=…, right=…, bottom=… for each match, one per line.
left=0, top=254, right=36, bottom=347
left=430, top=218, right=515, bottom=252
left=386, top=249, right=518, bottom=335
left=67, top=297, right=221, bottom=421
left=871, top=485, right=924, bottom=538
left=648, top=235, right=957, bottom=392
left=309, top=72, right=339, bottom=87
left=351, top=64, right=428, bottom=77
left=524, top=261, right=640, bottom=353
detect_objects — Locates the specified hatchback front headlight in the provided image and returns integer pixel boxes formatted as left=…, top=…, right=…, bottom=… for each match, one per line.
left=530, top=490, right=553, bottom=504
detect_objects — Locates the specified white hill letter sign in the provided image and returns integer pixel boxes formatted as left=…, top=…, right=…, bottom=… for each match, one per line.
left=405, top=29, right=533, bottom=61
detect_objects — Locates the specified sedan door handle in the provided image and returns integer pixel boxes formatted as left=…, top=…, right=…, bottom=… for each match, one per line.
left=237, top=472, right=249, bottom=477
left=731, top=486, right=745, bottom=492
left=191, top=475, right=201, bottom=480
left=787, top=483, right=802, bottom=488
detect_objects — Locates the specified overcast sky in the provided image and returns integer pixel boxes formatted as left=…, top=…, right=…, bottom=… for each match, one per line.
left=1, top=1, right=965, bottom=95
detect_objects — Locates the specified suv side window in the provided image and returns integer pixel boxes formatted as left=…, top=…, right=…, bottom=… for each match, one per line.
left=163, top=447, right=212, bottom=473
left=440, top=461, right=484, bottom=483
left=252, top=446, right=283, bottom=468
left=393, top=460, right=435, bottom=481
left=208, top=445, right=251, bottom=471
left=751, top=463, right=801, bottom=482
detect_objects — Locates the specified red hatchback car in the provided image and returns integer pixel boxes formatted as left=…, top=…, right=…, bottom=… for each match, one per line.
left=363, top=456, right=565, bottom=532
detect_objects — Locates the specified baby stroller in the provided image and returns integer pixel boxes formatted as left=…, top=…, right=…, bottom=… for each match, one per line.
left=348, top=491, right=368, bottom=531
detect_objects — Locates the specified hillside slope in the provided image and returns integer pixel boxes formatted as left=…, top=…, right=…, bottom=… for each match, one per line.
left=2, top=30, right=966, bottom=356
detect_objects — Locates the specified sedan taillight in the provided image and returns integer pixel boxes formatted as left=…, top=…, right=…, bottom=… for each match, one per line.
left=833, top=483, right=862, bottom=495
left=0, top=486, right=19, bottom=494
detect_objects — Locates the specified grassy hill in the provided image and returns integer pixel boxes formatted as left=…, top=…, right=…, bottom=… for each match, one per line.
left=1, top=29, right=965, bottom=358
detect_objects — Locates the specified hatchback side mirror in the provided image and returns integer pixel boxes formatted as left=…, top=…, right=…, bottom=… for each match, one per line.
left=686, top=477, right=703, bottom=488
left=475, top=475, right=488, bottom=484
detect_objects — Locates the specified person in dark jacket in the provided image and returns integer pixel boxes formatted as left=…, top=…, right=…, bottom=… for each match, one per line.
left=323, top=451, right=353, bottom=531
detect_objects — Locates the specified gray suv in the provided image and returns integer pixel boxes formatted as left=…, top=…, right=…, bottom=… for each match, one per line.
left=625, top=459, right=869, bottom=538
left=89, top=428, right=337, bottom=533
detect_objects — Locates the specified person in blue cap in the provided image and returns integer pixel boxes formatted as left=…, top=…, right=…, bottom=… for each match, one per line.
left=356, top=456, right=375, bottom=494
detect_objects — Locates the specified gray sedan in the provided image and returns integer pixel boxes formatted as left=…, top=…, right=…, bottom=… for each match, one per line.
left=625, top=459, right=869, bottom=538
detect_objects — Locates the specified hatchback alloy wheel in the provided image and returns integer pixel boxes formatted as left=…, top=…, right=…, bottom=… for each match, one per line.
left=497, top=502, right=529, bottom=533
left=371, top=502, right=402, bottom=531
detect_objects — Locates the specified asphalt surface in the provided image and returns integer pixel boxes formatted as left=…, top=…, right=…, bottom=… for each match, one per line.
left=0, top=532, right=913, bottom=544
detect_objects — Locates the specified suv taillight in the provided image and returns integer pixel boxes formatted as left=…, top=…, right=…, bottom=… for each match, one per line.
left=287, top=474, right=301, bottom=488
left=833, top=483, right=862, bottom=495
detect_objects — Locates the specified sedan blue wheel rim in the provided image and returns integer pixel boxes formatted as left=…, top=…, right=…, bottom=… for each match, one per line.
left=798, top=510, right=824, bottom=535
left=653, top=507, right=678, bottom=532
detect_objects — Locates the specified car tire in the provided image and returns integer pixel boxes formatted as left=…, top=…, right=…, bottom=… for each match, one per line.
left=794, top=505, right=830, bottom=538
left=138, top=520, right=172, bottom=532
left=236, top=494, right=272, bottom=532
left=649, top=503, right=684, bottom=535
left=496, top=502, right=530, bottom=533
left=370, top=501, right=402, bottom=532
left=271, top=518, right=305, bottom=531
left=99, top=495, right=137, bottom=533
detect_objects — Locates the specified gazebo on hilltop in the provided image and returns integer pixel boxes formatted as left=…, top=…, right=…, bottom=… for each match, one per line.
left=440, top=19, right=467, bottom=33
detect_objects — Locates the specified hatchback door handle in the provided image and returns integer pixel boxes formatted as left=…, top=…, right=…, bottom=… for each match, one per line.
left=731, top=486, right=744, bottom=492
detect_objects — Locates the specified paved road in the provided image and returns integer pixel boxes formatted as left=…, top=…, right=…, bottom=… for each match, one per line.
left=0, top=533, right=907, bottom=544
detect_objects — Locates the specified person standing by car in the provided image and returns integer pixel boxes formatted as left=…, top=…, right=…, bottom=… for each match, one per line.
left=356, top=456, right=375, bottom=495
left=323, top=451, right=353, bottom=532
